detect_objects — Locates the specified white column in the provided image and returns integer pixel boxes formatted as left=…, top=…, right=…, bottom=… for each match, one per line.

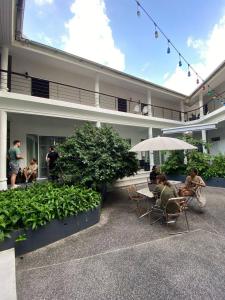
left=180, top=101, right=185, bottom=122
left=95, top=74, right=100, bottom=108
left=201, top=129, right=207, bottom=153
left=148, top=127, right=154, bottom=167
left=0, top=46, right=9, bottom=91
left=0, top=110, right=7, bottom=190
left=96, top=121, right=101, bottom=128
left=147, top=90, right=152, bottom=116
left=199, top=92, right=204, bottom=118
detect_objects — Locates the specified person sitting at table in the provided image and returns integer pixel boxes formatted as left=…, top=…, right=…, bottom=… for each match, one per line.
left=23, top=158, right=38, bottom=183
left=153, top=174, right=178, bottom=210
left=149, top=165, right=160, bottom=184
left=179, top=168, right=206, bottom=197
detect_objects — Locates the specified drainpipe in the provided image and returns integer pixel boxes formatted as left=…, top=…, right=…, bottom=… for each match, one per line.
left=15, top=0, right=25, bottom=40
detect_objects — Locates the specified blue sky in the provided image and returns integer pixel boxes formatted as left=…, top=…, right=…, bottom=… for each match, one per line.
left=23, top=0, right=225, bottom=94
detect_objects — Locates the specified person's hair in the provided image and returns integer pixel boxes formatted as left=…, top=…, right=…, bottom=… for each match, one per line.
left=152, top=165, right=156, bottom=171
left=156, top=174, right=171, bottom=187
left=32, top=158, right=37, bottom=163
left=13, top=140, right=21, bottom=145
left=190, top=168, right=198, bottom=175
left=50, top=146, right=54, bottom=151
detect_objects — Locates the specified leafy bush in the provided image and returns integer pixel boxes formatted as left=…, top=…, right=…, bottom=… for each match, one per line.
left=207, top=153, right=225, bottom=178
left=161, top=151, right=185, bottom=174
left=0, top=183, right=101, bottom=241
left=186, top=151, right=212, bottom=179
left=162, top=137, right=225, bottom=179
left=56, top=123, right=138, bottom=189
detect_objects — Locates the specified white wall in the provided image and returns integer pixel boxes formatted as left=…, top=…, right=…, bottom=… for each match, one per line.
left=207, top=123, right=225, bottom=155
left=10, top=54, right=182, bottom=120
left=8, top=113, right=86, bottom=168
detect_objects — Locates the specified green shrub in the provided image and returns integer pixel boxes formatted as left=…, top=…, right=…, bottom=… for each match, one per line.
left=186, top=151, right=211, bottom=179
left=161, top=151, right=185, bottom=174
left=0, top=183, right=101, bottom=242
left=56, top=123, right=138, bottom=189
left=208, top=153, right=225, bottom=178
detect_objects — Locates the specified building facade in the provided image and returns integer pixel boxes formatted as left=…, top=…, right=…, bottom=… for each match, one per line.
left=0, top=0, right=225, bottom=190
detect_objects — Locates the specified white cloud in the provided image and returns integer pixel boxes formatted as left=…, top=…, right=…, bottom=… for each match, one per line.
left=164, top=14, right=225, bottom=94
left=62, top=0, right=125, bottom=71
left=37, top=33, right=53, bottom=46
left=34, top=0, right=53, bottom=5
left=163, top=72, right=170, bottom=80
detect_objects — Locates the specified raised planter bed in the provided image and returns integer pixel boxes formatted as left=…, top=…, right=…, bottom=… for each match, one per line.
left=0, top=206, right=100, bottom=256
left=167, top=174, right=225, bottom=188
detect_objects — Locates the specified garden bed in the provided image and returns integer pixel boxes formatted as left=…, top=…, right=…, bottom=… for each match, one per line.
left=0, top=183, right=101, bottom=256
left=167, top=174, right=225, bottom=188
left=0, top=205, right=100, bottom=256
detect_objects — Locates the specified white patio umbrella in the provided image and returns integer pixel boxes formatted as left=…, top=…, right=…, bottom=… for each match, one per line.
left=130, top=136, right=197, bottom=166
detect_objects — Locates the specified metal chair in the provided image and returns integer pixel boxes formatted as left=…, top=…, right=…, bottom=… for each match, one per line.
left=127, top=185, right=146, bottom=216
left=150, top=197, right=190, bottom=233
left=186, top=186, right=206, bottom=208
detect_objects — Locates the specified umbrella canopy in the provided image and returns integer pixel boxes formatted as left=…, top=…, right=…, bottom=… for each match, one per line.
left=130, top=136, right=197, bottom=152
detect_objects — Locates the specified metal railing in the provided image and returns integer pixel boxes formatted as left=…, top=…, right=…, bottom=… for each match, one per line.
left=0, top=69, right=223, bottom=121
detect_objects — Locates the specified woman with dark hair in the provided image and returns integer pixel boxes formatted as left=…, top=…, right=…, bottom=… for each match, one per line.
left=153, top=174, right=178, bottom=209
left=149, top=165, right=160, bottom=184
left=179, top=168, right=206, bottom=196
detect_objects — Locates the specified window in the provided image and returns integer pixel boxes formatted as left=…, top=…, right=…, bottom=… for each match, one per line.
left=31, top=78, right=49, bottom=98
left=118, top=98, right=127, bottom=112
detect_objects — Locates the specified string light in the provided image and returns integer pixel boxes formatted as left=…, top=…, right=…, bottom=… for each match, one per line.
left=154, top=23, right=159, bottom=38
left=133, top=0, right=215, bottom=89
left=188, top=65, right=191, bottom=77
left=178, top=54, right=182, bottom=67
left=167, top=40, right=171, bottom=54
left=136, top=1, right=140, bottom=16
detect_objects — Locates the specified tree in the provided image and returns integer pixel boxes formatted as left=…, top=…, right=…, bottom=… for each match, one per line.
left=56, top=123, right=139, bottom=189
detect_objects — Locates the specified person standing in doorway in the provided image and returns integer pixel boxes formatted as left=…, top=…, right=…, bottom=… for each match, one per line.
left=47, top=146, right=59, bottom=180
left=8, top=140, right=23, bottom=189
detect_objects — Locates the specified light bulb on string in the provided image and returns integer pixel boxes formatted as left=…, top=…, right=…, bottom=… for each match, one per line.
left=196, top=76, right=199, bottom=84
left=188, top=65, right=191, bottom=77
left=178, top=54, right=182, bottom=67
left=202, top=85, right=206, bottom=91
left=136, top=1, right=140, bottom=16
left=167, top=40, right=171, bottom=54
left=154, top=23, right=159, bottom=38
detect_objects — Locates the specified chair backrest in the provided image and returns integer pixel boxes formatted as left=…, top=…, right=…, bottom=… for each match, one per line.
left=127, top=185, right=137, bottom=199
left=165, top=198, right=181, bottom=215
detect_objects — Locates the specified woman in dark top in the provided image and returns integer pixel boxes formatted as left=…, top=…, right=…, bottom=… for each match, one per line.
left=149, top=165, right=159, bottom=184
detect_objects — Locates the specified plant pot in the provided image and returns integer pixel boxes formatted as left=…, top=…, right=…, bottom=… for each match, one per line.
left=0, top=205, right=100, bottom=256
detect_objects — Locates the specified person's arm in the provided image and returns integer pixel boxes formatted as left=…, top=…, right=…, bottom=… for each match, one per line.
left=192, top=176, right=206, bottom=187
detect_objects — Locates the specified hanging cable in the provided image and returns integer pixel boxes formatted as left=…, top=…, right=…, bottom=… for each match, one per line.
left=133, top=0, right=222, bottom=99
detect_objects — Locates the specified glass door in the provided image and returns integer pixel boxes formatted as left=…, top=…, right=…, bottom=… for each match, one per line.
left=26, top=134, right=38, bottom=165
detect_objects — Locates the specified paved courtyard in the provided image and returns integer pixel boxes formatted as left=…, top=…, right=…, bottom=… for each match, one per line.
left=16, top=186, right=225, bottom=299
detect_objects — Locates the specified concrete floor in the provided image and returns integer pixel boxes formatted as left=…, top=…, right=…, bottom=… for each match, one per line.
left=16, top=186, right=225, bottom=299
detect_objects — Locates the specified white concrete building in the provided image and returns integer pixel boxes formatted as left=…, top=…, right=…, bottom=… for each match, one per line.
left=0, top=0, right=225, bottom=190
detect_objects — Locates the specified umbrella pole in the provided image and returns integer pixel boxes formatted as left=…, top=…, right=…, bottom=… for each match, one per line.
left=159, top=151, right=162, bottom=172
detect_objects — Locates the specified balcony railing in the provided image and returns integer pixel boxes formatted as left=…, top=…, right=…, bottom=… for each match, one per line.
left=0, top=69, right=224, bottom=122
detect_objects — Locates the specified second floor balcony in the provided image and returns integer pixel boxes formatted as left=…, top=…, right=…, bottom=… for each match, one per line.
left=0, top=69, right=224, bottom=123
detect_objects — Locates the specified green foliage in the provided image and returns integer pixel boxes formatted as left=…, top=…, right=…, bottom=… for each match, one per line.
left=186, top=151, right=211, bottom=179
left=208, top=153, right=225, bottom=178
left=0, top=183, right=101, bottom=242
left=56, top=123, right=138, bottom=188
left=161, top=151, right=185, bottom=174
left=162, top=137, right=225, bottom=180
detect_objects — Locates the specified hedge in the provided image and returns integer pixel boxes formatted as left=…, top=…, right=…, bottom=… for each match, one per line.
left=0, top=183, right=101, bottom=242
